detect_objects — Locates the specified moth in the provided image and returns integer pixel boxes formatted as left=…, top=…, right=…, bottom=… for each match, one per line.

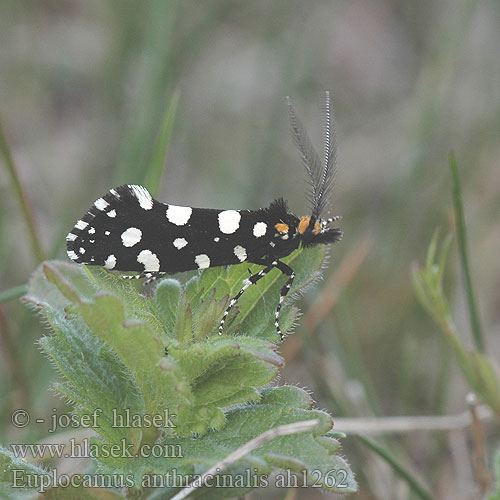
left=67, top=93, right=342, bottom=339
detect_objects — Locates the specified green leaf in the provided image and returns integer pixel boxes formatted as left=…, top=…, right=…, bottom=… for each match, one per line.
left=22, top=244, right=355, bottom=496
left=74, top=293, right=192, bottom=431
left=83, top=266, right=168, bottom=340
left=0, top=446, right=49, bottom=499
left=96, top=387, right=357, bottom=497
left=39, top=310, right=145, bottom=448
left=186, top=246, right=326, bottom=341
left=154, top=279, right=182, bottom=335
left=24, top=261, right=289, bottom=436
left=168, top=336, right=283, bottom=434
left=24, top=261, right=95, bottom=310
left=173, top=291, right=193, bottom=344
left=41, top=485, right=125, bottom=500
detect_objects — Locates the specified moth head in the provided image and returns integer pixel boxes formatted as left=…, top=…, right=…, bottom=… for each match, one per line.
left=297, top=215, right=343, bottom=247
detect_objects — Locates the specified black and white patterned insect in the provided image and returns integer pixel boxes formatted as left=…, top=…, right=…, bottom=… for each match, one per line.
left=66, top=93, right=342, bottom=339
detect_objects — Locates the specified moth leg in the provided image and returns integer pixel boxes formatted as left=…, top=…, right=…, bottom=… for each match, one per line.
left=143, top=272, right=167, bottom=285
left=121, top=271, right=166, bottom=285
left=323, top=215, right=341, bottom=225
left=273, top=261, right=295, bottom=340
left=218, top=263, right=275, bottom=335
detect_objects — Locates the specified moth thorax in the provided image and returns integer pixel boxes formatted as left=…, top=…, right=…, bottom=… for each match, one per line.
left=298, top=216, right=321, bottom=235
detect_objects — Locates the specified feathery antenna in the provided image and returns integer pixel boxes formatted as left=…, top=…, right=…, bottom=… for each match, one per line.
left=287, top=92, right=338, bottom=218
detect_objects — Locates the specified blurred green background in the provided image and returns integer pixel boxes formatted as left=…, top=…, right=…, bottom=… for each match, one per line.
left=1, top=1, right=499, bottom=498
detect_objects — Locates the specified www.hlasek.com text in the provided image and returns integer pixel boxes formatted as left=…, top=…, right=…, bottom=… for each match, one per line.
left=11, top=438, right=183, bottom=460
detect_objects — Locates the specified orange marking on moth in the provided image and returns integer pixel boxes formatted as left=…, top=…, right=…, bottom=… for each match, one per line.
left=298, top=216, right=321, bottom=235
left=275, top=223, right=289, bottom=233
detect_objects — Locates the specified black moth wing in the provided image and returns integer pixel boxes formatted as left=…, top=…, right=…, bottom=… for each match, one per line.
left=66, top=185, right=290, bottom=274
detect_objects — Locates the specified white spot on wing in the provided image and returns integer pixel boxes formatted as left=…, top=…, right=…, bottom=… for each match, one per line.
left=107, top=210, right=117, bottom=218
left=79, top=247, right=85, bottom=254
left=105, top=231, right=110, bottom=236
left=104, top=254, right=117, bottom=269
left=94, top=198, right=109, bottom=211
left=173, top=237, right=188, bottom=249
left=166, top=205, right=192, bottom=226
left=67, top=250, right=78, bottom=261
left=214, top=237, right=220, bottom=242
left=121, top=227, right=142, bottom=247
left=66, top=233, right=77, bottom=242
left=88, top=227, right=96, bottom=234
left=75, top=220, right=88, bottom=230
left=253, top=222, right=267, bottom=238
left=233, top=245, right=247, bottom=262
left=137, top=249, right=160, bottom=272
left=218, top=210, right=241, bottom=234
left=195, top=254, right=210, bottom=269
left=129, top=185, right=153, bottom=210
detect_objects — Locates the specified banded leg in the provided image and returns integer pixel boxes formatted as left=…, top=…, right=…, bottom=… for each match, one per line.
left=218, top=259, right=295, bottom=340
left=218, top=263, right=275, bottom=335
left=273, top=261, right=295, bottom=340
left=121, top=271, right=166, bottom=285
left=322, top=215, right=341, bottom=226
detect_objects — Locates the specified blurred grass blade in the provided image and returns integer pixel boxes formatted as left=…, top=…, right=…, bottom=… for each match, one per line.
left=449, top=152, right=484, bottom=352
left=0, top=284, right=28, bottom=303
left=412, top=232, right=500, bottom=416
left=0, top=116, right=46, bottom=265
left=114, top=0, right=177, bottom=186
left=412, top=230, right=453, bottom=330
left=144, top=89, right=180, bottom=196
left=357, top=435, right=435, bottom=500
